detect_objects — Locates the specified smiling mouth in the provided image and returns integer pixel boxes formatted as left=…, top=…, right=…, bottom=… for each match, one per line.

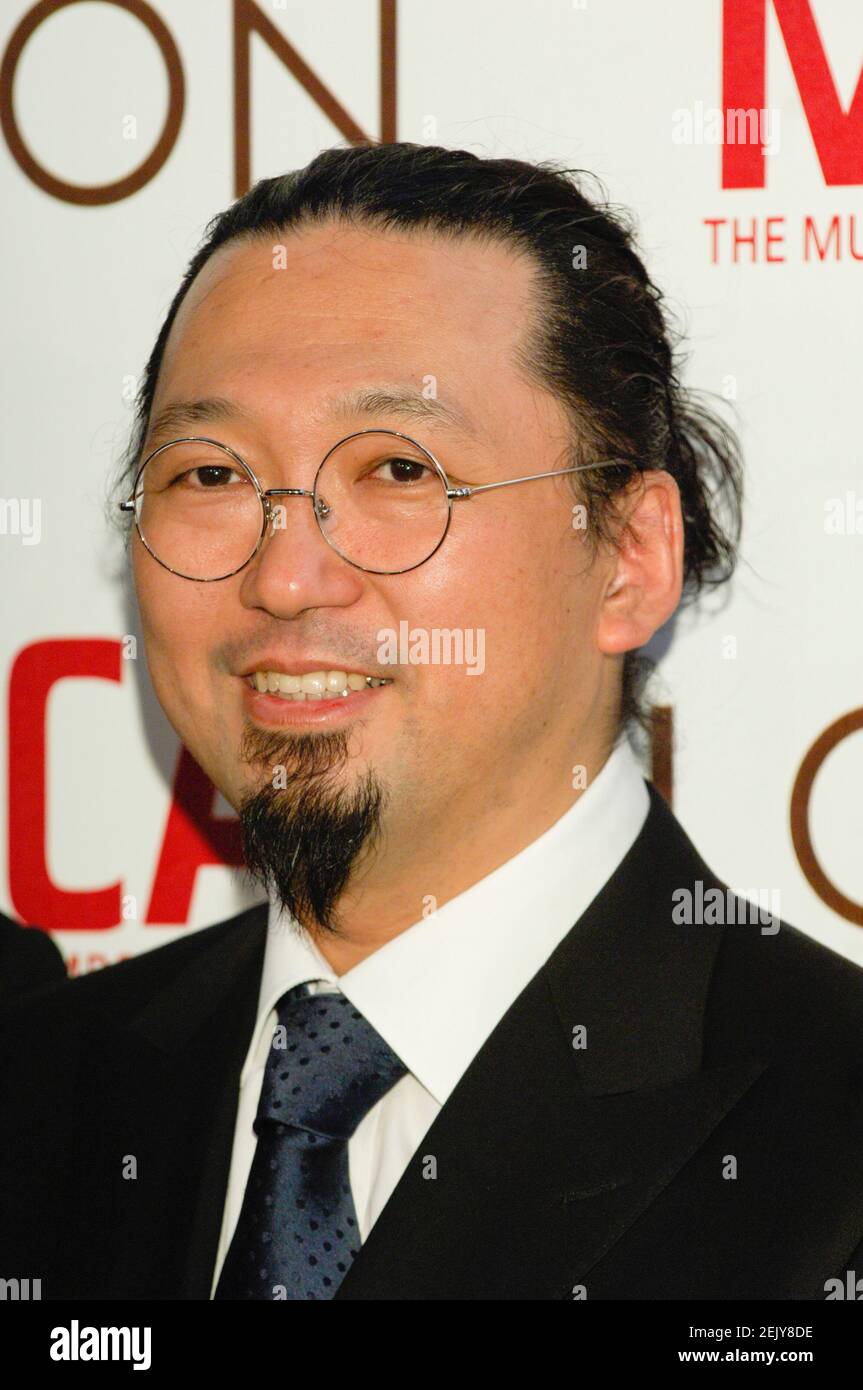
left=246, top=669, right=394, bottom=701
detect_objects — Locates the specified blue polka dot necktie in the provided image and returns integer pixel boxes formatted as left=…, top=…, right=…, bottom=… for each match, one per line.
left=214, top=982, right=408, bottom=1300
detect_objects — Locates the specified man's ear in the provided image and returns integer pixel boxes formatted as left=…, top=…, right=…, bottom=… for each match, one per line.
left=596, top=469, right=684, bottom=655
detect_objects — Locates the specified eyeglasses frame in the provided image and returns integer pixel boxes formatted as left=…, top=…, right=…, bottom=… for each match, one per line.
left=119, top=428, right=637, bottom=580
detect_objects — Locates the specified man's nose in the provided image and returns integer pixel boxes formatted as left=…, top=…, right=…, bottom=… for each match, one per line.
left=237, top=489, right=363, bottom=617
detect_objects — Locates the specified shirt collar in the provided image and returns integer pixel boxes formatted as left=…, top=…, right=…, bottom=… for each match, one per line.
left=247, top=737, right=649, bottom=1105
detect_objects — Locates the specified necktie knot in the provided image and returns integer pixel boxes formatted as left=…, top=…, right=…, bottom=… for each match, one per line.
left=257, top=984, right=407, bottom=1142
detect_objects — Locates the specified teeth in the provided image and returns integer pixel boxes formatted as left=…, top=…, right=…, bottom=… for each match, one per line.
left=247, top=668, right=393, bottom=699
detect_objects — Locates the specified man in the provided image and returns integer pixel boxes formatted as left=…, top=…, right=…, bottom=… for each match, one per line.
left=2, top=143, right=862, bottom=1300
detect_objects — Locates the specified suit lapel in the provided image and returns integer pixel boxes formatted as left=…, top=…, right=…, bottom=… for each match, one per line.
left=334, top=784, right=769, bottom=1299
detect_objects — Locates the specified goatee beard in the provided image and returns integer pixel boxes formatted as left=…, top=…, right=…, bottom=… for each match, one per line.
left=237, top=724, right=386, bottom=937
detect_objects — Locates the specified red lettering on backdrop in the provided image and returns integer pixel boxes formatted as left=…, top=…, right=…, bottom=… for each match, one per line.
left=8, top=638, right=122, bottom=930
left=9, top=638, right=243, bottom=931
left=146, top=746, right=243, bottom=924
left=723, top=0, right=863, bottom=188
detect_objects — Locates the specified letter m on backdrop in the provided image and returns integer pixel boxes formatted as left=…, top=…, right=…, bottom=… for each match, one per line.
left=723, top=0, right=863, bottom=186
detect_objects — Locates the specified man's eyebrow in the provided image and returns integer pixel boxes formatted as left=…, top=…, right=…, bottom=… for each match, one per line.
left=145, top=397, right=249, bottom=444
left=144, top=385, right=475, bottom=447
left=328, top=386, right=475, bottom=434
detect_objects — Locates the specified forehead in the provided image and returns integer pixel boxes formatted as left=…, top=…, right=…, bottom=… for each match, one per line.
left=152, top=219, right=548, bottom=438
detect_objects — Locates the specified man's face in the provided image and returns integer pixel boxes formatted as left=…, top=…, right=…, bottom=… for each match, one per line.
left=133, top=220, right=618, bottom=914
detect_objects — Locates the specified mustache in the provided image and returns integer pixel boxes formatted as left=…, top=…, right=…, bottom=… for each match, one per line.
left=217, top=623, right=382, bottom=677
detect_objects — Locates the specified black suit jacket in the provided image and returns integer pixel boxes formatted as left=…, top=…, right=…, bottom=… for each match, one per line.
left=2, top=782, right=862, bottom=1300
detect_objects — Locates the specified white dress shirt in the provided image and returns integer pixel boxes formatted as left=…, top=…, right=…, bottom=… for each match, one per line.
left=210, top=736, right=650, bottom=1296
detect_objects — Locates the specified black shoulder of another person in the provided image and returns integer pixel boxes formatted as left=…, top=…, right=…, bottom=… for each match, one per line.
left=0, top=911, right=67, bottom=1003
left=0, top=901, right=266, bottom=1042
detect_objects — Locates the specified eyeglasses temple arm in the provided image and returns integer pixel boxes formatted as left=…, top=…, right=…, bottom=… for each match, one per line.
left=446, top=459, right=634, bottom=500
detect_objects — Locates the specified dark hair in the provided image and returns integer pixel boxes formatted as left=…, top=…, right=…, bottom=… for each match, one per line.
left=117, top=141, right=743, bottom=737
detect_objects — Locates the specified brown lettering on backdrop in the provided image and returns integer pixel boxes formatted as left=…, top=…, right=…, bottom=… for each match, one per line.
left=2, top=0, right=399, bottom=204
left=791, top=709, right=863, bottom=927
left=233, top=0, right=397, bottom=196
left=650, top=705, right=674, bottom=806
left=0, top=0, right=185, bottom=205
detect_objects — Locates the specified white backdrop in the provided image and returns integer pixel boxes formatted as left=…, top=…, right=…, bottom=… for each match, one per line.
left=2, top=0, right=861, bottom=974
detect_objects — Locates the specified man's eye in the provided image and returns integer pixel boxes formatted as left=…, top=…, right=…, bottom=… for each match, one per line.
left=184, top=465, right=244, bottom=488
left=370, top=457, right=434, bottom=484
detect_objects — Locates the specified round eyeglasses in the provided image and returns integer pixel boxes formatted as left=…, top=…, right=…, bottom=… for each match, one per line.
left=119, top=429, right=636, bottom=580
